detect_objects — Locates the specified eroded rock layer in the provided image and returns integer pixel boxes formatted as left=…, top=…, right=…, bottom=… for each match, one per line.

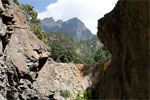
left=97, top=0, right=149, bottom=99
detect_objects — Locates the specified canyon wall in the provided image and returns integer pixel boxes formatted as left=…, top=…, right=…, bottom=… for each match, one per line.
left=0, top=0, right=149, bottom=99
left=97, top=0, right=149, bottom=99
left=0, top=0, right=89, bottom=99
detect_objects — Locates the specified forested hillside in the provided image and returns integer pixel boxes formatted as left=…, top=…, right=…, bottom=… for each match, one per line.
left=47, top=31, right=111, bottom=64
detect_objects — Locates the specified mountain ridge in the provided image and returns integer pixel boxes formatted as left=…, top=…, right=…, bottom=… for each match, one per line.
left=41, top=17, right=93, bottom=41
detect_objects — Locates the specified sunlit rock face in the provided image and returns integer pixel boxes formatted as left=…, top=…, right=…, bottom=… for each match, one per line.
left=97, top=0, right=149, bottom=99
left=0, top=0, right=51, bottom=99
left=0, top=0, right=91, bottom=99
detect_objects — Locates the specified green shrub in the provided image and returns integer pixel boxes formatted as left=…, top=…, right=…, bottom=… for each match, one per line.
left=14, top=0, right=20, bottom=6
left=60, top=90, right=71, bottom=98
left=72, top=90, right=90, bottom=100
left=56, top=58, right=61, bottom=63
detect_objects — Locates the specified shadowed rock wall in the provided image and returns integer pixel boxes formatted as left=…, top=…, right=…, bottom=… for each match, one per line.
left=97, top=0, right=149, bottom=99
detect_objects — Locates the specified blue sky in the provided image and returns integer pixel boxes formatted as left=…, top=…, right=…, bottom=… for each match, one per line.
left=18, top=0, right=57, bottom=12
left=18, top=0, right=118, bottom=34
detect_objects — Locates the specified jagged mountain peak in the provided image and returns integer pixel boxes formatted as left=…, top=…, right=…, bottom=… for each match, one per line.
left=64, top=17, right=85, bottom=28
left=56, top=19, right=63, bottom=24
left=67, top=17, right=82, bottom=22
left=42, top=17, right=55, bottom=23
left=41, top=17, right=93, bottom=41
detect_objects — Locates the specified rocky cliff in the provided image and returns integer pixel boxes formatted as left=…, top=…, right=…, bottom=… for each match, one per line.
left=0, top=0, right=51, bottom=99
left=0, top=0, right=90, bottom=99
left=0, top=0, right=149, bottom=99
left=97, top=0, right=149, bottom=99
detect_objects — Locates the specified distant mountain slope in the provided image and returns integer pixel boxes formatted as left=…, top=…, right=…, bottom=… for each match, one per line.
left=46, top=31, right=110, bottom=64
left=41, top=17, right=93, bottom=41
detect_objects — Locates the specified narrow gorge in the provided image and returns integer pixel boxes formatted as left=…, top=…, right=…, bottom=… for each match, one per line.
left=0, top=0, right=149, bottom=100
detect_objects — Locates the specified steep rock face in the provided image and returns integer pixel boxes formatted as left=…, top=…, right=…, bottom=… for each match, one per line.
left=97, top=0, right=149, bottom=99
left=0, top=0, right=51, bottom=99
left=0, top=0, right=90, bottom=99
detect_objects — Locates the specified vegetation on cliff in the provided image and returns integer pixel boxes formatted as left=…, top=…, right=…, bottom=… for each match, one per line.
left=14, top=0, right=48, bottom=44
left=21, top=4, right=48, bottom=44
left=13, top=0, right=20, bottom=6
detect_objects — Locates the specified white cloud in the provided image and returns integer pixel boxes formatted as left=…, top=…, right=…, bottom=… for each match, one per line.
left=38, top=0, right=118, bottom=34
